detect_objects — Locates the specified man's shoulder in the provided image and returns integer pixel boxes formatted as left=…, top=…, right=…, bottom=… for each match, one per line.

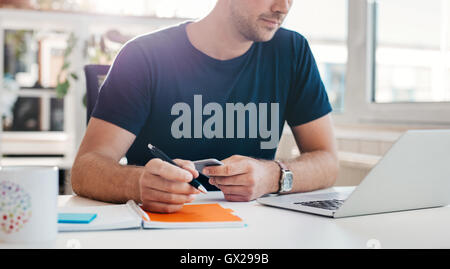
left=274, top=27, right=306, bottom=41
left=260, top=28, right=308, bottom=64
left=126, top=22, right=187, bottom=51
left=265, top=27, right=307, bottom=51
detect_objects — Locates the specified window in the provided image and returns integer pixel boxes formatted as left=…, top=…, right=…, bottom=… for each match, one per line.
left=284, top=0, right=348, bottom=112
left=373, top=0, right=450, bottom=103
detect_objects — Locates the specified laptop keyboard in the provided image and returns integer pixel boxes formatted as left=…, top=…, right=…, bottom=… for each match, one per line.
left=294, top=199, right=345, bottom=211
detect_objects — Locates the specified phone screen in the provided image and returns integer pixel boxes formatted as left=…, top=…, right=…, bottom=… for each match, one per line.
left=193, top=159, right=223, bottom=172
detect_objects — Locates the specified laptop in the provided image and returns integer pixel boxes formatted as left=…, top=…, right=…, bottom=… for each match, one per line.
left=257, top=130, right=450, bottom=218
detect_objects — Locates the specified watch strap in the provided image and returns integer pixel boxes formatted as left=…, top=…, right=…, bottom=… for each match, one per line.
left=274, top=160, right=288, bottom=193
left=275, top=160, right=288, bottom=171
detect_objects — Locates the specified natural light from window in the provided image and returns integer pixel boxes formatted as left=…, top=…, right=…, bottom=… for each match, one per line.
left=283, top=0, right=348, bottom=112
left=374, top=0, right=450, bottom=103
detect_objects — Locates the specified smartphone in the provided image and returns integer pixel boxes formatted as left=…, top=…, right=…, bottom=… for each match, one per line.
left=193, top=158, right=224, bottom=172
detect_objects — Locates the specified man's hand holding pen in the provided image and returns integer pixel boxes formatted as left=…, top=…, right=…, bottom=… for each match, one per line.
left=139, top=158, right=201, bottom=213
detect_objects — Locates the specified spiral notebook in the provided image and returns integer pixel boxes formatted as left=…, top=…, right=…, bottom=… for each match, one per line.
left=58, top=200, right=244, bottom=232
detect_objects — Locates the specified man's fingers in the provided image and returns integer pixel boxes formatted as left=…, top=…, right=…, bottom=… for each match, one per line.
left=141, top=187, right=196, bottom=205
left=145, top=175, right=200, bottom=195
left=173, top=159, right=199, bottom=179
left=203, top=161, right=249, bottom=177
left=209, top=174, right=252, bottom=186
left=140, top=158, right=202, bottom=214
left=145, top=158, right=193, bottom=182
left=216, top=184, right=251, bottom=196
left=141, top=201, right=184, bottom=214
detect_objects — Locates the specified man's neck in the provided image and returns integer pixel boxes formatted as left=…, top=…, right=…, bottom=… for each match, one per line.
left=186, top=9, right=253, bottom=61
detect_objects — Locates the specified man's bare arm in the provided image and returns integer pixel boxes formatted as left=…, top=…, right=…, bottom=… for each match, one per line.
left=205, top=114, right=339, bottom=201
left=71, top=117, right=201, bottom=213
left=283, top=114, right=339, bottom=193
left=71, top=117, right=142, bottom=203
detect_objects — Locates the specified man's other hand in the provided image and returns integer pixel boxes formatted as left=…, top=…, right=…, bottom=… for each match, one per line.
left=203, top=155, right=280, bottom=202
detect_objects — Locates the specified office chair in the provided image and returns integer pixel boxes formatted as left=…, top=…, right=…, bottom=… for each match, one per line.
left=84, top=64, right=111, bottom=124
left=83, top=64, right=129, bottom=165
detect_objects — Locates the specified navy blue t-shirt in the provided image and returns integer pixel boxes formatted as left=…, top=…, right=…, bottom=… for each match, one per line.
left=92, top=22, right=331, bottom=190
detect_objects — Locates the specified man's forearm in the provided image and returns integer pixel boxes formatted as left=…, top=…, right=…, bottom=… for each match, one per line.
left=71, top=152, right=142, bottom=203
left=205, top=150, right=339, bottom=201
left=282, top=150, right=339, bottom=194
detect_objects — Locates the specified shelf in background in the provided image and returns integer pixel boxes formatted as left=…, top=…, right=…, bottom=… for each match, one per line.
left=1, top=131, right=70, bottom=155
left=16, top=88, right=58, bottom=98
left=0, top=156, right=73, bottom=170
left=1, top=131, right=67, bottom=141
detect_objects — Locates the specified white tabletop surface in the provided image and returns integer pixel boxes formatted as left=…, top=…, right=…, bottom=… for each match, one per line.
left=2, top=186, right=450, bottom=249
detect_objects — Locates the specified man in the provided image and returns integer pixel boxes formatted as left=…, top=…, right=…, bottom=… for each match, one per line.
left=71, top=0, right=339, bottom=213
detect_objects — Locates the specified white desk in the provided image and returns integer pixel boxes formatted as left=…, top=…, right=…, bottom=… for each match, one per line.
left=2, top=186, right=450, bottom=249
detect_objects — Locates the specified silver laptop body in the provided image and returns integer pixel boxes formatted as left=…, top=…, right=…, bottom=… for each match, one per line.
left=257, top=130, right=450, bottom=218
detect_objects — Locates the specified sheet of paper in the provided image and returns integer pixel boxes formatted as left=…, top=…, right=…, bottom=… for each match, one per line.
left=58, top=204, right=141, bottom=232
left=142, top=203, right=245, bottom=229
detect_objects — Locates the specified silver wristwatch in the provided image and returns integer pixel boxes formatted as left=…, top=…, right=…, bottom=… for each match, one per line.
left=275, top=160, right=293, bottom=194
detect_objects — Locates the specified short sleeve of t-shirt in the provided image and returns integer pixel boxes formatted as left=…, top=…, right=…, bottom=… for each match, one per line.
left=91, top=40, right=151, bottom=136
left=285, top=33, right=332, bottom=127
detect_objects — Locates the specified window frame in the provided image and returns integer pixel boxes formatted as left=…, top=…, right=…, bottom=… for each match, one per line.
left=334, top=0, right=450, bottom=126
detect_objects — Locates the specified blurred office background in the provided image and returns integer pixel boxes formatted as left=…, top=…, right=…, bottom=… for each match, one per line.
left=0, top=0, right=449, bottom=193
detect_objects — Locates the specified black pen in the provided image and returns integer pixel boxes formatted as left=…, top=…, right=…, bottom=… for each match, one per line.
left=147, top=144, right=208, bottom=194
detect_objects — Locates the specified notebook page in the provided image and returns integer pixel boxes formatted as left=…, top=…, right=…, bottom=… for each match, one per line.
left=141, top=203, right=245, bottom=229
left=58, top=204, right=141, bottom=232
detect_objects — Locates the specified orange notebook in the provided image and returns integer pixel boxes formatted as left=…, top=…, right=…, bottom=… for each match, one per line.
left=58, top=201, right=245, bottom=232
left=140, top=203, right=245, bottom=229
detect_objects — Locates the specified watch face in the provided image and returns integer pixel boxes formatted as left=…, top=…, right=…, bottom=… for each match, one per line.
left=282, top=171, right=293, bottom=191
